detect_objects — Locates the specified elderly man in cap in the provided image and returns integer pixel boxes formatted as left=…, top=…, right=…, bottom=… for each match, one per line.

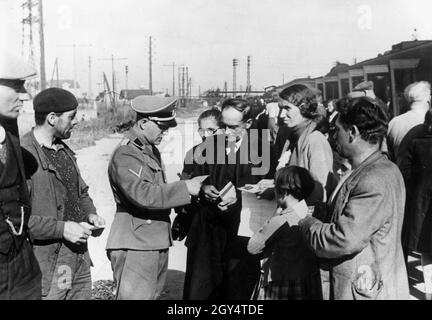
left=22, top=87, right=105, bottom=300
left=106, top=95, right=202, bottom=300
left=0, top=53, right=42, bottom=299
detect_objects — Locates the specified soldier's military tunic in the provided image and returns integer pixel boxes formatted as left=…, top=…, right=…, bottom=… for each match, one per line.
left=106, top=128, right=191, bottom=300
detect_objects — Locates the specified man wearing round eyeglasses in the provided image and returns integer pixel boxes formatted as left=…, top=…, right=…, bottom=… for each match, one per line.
left=106, top=95, right=203, bottom=300
left=0, top=53, right=42, bottom=300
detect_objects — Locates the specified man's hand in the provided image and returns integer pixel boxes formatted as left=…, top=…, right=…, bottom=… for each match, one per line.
left=256, top=179, right=275, bottom=200
left=256, top=187, right=275, bottom=200
left=217, top=195, right=237, bottom=212
left=201, top=185, right=220, bottom=202
left=88, top=214, right=106, bottom=228
left=63, top=221, right=92, bottom=244
left=184, top=179, right=201, bottom=196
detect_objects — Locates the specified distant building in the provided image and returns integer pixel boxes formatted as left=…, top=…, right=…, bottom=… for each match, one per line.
left=276, top=40, right=432, bottom=116
left=48, top=80, right=81, bottom=97
left=119, top=89, right=152, bottom=100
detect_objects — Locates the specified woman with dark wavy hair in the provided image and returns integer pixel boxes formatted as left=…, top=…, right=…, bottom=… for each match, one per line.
left=277, top=84, right=334, bottom=204
left=253, top=84, right=335, bottom=299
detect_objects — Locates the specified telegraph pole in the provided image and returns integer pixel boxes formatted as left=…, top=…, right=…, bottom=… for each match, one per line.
left=38, top=0, right=46, bottom=90
left=246, top=56, right=251, bottom=96
left=232, top=58, right=238, bottom=97
left=163, top=62, right=183, bottom=96
left=57, top=41, right=92, bottom=92
left=125, top=66, right=129, bottom=91
left=181, top=67, right=185, bottom=106
left=50, top=57, right=59, bottom=88
left=98, top=55, right=128, bottom=110
left=88, top=56, right=93, bottom=99
left=148, top=36, right=153, bottom=95
left=185, top=67, right=189, bottom=98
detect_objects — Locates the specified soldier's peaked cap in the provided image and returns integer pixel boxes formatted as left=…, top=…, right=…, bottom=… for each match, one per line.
left=131, top=95, right=178, bottom=128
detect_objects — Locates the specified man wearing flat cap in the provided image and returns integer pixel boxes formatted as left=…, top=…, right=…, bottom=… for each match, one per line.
left=21, top=87, right=105, bottom=299
left=0, top=53, right=42, bottom=299
left=348, top=81, right=377, bottom=99
left=106, top=95, right=202, bottom=300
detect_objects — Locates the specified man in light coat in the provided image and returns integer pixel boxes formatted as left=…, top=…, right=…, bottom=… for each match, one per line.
left=285, top=96, right=410, bottom=300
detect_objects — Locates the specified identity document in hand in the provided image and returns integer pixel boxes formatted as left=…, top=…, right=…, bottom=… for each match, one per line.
left=219, top=181, right=236, bottom=202
left=238, top=192, right=277, bottom=237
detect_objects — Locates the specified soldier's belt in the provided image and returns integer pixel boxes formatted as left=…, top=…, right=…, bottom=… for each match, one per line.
left=116, top=205, right=171, bottom=223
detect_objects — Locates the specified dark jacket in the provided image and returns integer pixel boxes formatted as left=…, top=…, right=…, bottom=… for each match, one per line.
left=21, top=130, right=97, bottom=296
left=0, top=131, right=32, bottom=254
left=183, top=133, right=264, bottom=300
left=399, top=134, right=432, bottom=254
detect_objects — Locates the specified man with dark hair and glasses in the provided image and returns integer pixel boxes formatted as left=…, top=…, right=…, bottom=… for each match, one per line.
left=106, top=95, right=203, bottom=300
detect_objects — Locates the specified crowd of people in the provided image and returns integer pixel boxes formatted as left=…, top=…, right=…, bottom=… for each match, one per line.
left=1, top=52, right=432, bottom=301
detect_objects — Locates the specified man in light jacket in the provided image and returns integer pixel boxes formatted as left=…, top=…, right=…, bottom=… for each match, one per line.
left=285, top=96, right=410, bottom=300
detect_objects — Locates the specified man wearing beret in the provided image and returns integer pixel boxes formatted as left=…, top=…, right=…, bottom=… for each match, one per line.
left=106, top=95, right=202, bottom=300
left=21, top=87, right=106, bottom=300
left=0, top=53, right=42, bottom=299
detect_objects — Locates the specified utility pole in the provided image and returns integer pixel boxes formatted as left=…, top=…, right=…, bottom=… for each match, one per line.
left=38, top=0, right=46, bottom=90
left=282, top=73, right=285, bottom=85
left=148, top=36, right=153, bottom=95
left=57, top=41, right=92, bottom=93
left=50, top=57, right=59, bottom=88
left=163, top=62, right=183, bottom=96
left=125, top=66, right=129, bottom=91
left=181, top=67, right=185, bottom=106
left=178, top=67, right=182, bottom=97
left=98, top=55, right=128, bottom=111
left=185, top=67, right=189, bottom=98
left=233, top=58, right=238, bottom=97
left=224, top=81, right=228, bottom=97
left=246, top=56, right=251, bottom=96
left=88, top=56, right=93, bottom=99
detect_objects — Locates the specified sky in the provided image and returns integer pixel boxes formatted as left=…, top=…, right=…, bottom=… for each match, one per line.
left=1, top=0, right=432, bottom=96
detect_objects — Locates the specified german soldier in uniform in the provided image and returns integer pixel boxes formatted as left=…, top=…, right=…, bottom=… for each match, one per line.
left=106, top=96, right=202, bottom=300
left=0, top=53, right=42, bottom=299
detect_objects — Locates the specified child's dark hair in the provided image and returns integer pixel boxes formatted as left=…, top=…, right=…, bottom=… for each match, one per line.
left=275, top=166, right=315, bottom=201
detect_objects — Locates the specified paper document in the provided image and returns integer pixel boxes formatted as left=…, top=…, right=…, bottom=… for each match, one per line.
left=80, top=222, right=105, bottom=231
left=237, top=184, right=261, bottom=194
left=219, top=181, right=236, bottom=201
left=237, top=192, right=277, bottom=237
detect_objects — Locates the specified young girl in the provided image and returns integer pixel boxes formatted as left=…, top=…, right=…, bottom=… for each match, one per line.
left=248, top=166, right=322, bottom=300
